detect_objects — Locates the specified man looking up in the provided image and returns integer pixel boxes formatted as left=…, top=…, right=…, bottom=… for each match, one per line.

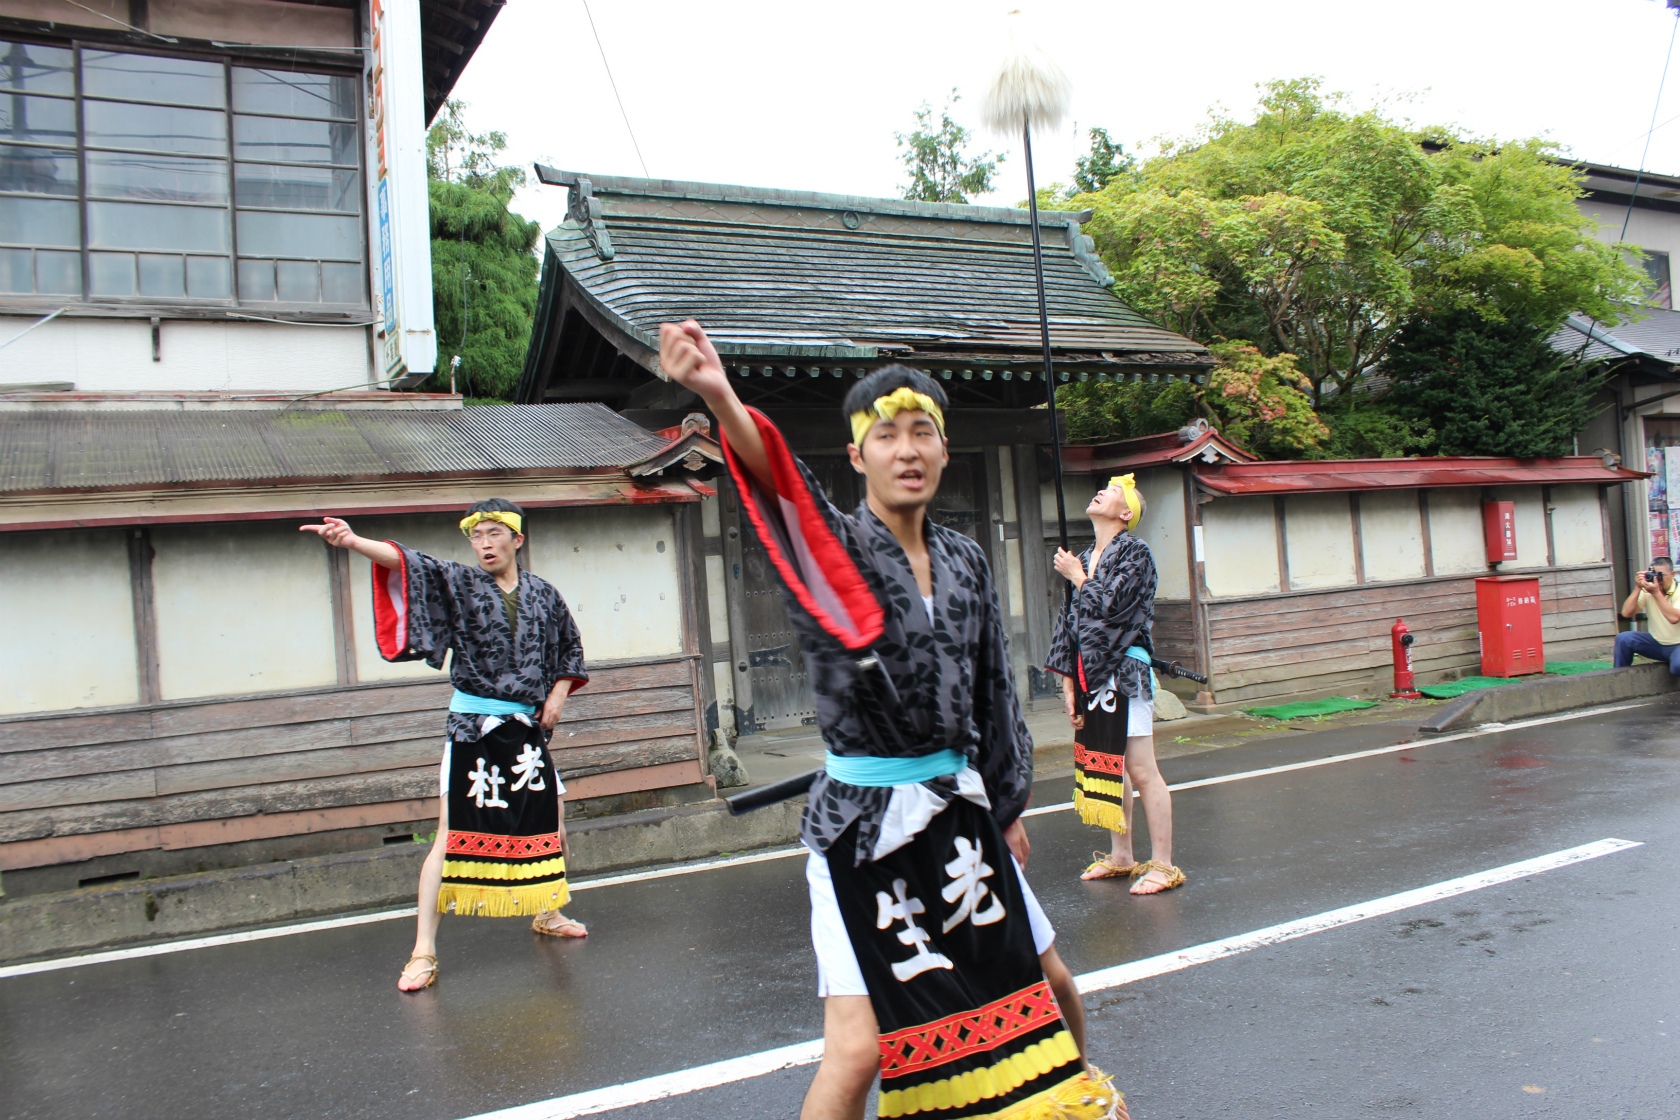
left=658, top=319, right=1124, bottom=1120
left=1047, top=476, right=1183, bottom=896
left=301, top=499, right=589, bottom=993
left=1614, top=556, right=1680, bottom=674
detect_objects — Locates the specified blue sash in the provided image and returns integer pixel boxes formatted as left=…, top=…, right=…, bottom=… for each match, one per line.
left=449, top=689, right=537, bottom=716
left=824, top=749, right=968, bottom=787
left=1125, top=645, right=1152, bottom=666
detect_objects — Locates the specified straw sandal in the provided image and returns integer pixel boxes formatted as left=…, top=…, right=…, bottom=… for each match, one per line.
left=531, top=913, right=589, bottom=938
left=1081, top=852, right=1139, bottom=881
left=398, top=954, right=438, bottom=991
left=1129, top=860, right=1186, bottom=895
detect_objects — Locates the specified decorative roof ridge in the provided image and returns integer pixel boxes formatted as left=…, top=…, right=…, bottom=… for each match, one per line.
left=535, top=165, right=1092, bottom=227
left=1562, top=313, right=1640, bottom=356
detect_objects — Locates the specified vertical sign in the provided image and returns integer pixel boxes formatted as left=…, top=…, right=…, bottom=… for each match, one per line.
left=366, top=0, right=436, bottom=384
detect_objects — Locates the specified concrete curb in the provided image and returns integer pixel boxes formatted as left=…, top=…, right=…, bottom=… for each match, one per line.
left=0, top=796, right=805, bottom=966
left=1417, top=663, right=1677, bottom=735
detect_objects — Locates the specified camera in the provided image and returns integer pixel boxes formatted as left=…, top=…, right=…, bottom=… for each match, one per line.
left=1647, top=568, right=1661, bottom=585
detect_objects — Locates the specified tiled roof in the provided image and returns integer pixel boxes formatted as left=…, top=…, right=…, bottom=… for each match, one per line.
left=1, top=403, right=676, bottom=494
left=518, top=170, right=1210, bottom=405
left=1550, top=310, right=1680, bottom=367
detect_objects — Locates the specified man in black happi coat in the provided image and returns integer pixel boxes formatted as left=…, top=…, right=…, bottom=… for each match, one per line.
left=303, top=499, right=589, bottom=992
left=660, top=320, right=1124, bottom=1120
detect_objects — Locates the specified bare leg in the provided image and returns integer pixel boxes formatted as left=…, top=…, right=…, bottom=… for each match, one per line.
left=399, top=804, right=448, bottom=991
left=1108, top=771, right=1135, bottom=867
left=1125, top=732, right=1178, bottom=894
left=532, top=793, right=587, bottom=936
left=1041, top=946, right=1088, bottom=1071
left=800, top=995, right=879, bottom=1120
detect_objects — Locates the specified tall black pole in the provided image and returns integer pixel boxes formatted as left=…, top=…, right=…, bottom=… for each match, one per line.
left=1021, top=122, right=1070, bottom=552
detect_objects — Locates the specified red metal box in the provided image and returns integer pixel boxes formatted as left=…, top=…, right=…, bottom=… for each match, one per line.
left=1476, top=575, right=1544, bottom=677
left=1482, top=500, right=1517, bottom=563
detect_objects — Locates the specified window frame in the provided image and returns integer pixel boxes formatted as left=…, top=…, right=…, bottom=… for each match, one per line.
left=0, top=26, right=371, bottom=320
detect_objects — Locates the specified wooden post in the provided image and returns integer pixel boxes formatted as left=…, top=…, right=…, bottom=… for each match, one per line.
left=1183, top=467, right=1214, bottom=705
left=717, top=475, right=755, bottom=731
left=982, top=445, right=1011, bottom=618
left=1273, top=496, right=1292, bottom=593
left=1349, top=493, right=1366, bottom=585
left=127, top=527, right=161, bottom=704
left=1418, top=490, right=1435, bottom=577
left=1013, top=443, right=1053, bottom=697
left=325, top=541, right=357, bottom=686
left=1541, top=484, right=1557, bottom=569
left=677, top=501, right=716, bottom=747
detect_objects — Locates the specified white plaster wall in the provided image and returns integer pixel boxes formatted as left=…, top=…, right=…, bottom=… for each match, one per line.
left=1043, top=474, right=1095, bottom=523
left=1202, top=496, right=1281, bottom=597
left=1132, top=468, right=1189, bottom=599
left=1551, top=484, right=1607, bottom=565
left=1285, top=493, right=1357, bottom=589
left=151, top=521, right=337, bottom=699
left=1580, top=199, right=1680, bottom=263
left=1489, top=485, right=1549, bottom=568
left=999, top=447, right=1025, bottom=617
left=528, top=506, right=684, bottom=662
left=1428, top=489, right=1489, bottom=575
left=706, top=554, right=730, bottom=645
left=0, top=528, right=139, bottom=714
left=0, top=316, right=372, bottom=393
left=1360, top=489, right=1427, bottom=582
left=346, top=514, right=472, bottom=684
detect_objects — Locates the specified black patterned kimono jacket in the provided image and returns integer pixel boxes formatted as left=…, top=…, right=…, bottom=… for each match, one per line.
left=372, top=545, right=588, bottom=917
left=722, top=409, right=1034, bottom=862
left=1045, top=532, right=1157, bottom=702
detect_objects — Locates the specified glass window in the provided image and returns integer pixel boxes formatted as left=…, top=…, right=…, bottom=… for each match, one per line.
left=0, top=92, right=76, bottom=146
left=233, top=69, right=356, bottom=121
left=0, top=39, right=364, bottom=308
left=84, top=100, right=228, bottom=156
left=236, top=210, right=359, bottom=260
left=87, top=152, right=228, bottom=205
left=233, top=115, right=358, bottom=166
left=235, top=163, right=359, bottom=212
left=0, top=42, right=74, bottom=95
left=0, top=144, right=76, bottom=195
left=81, top=51, right=225, bottom=107
left=1644, top=250, right=1671, bottom=310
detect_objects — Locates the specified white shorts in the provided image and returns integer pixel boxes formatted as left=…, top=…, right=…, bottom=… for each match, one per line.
left=807, top=847, right=1056, bottom=998
left=1129, top=691, right=1153, bottom=733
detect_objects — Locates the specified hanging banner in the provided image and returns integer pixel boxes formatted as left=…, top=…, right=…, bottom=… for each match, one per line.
left=366, top=0, right=436, bottom=385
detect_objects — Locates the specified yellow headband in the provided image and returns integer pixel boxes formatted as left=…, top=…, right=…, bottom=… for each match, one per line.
left=459, top=510, right=523, bottom=537
left=1109, top=474, right=1142, bottom=526
left=849, top=386, right=946, bottom=447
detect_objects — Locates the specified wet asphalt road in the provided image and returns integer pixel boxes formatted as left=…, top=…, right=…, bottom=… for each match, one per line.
left=2, top=699, right=1677, bottom=1120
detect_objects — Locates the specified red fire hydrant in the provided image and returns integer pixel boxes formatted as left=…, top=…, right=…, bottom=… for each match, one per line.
left=1390, top=618, right=1422, bottom=699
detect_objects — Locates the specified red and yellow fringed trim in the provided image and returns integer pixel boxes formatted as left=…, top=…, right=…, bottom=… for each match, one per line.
left=437, top=880, right=570, bottom=917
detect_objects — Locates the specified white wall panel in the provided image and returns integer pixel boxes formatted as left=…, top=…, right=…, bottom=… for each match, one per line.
left=528, top=506, right=684, bottom=661
left=1429, top=489, right=1488, bottom=575
left=1551, top=484, right=1607, bottom=566
left=1360, top=489, right=1427, bottom=582
left=1203, top=496, right=1280, bottom=597
left=1285, top=493, right=1357, bottom=589
left=0, top=528, right=139, bottom=714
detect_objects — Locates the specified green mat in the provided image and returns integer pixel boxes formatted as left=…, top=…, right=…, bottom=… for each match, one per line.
left=1245, top=697, right=1380, bottom=720
left=1418, top=660, right=1612, bottom=699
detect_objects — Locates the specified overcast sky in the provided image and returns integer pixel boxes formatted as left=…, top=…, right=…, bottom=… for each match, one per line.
left=449, top=0, right=1680, bottom=234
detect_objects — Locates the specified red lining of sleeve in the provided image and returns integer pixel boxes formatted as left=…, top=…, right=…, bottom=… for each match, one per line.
left=721, top=407, right=884, bottom=651
left=556, top=675, right=588, bottom=695
left=371, top=543, right=408, bottom=660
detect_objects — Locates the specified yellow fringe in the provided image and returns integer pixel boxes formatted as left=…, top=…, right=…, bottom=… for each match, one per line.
left=441, top=856, right=566, bottom=882
left=1072, top=789, right=1127, bottom=835
left=437, top=879, right=570, bottom=917
left=995, top=1071, right=1124, bottom=1119
left=878, top=1032, right=1088, bottom=1117
left=1074, top=772, right=1127, bottom=800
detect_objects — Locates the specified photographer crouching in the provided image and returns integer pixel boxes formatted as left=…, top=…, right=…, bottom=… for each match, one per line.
left=1614, top=556, right=1680, bottom=674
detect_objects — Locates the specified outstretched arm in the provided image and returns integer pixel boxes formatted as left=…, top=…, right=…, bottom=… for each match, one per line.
left=658, top=320, right=774, bottom=494
left=300, top=516, right=400, bottom=570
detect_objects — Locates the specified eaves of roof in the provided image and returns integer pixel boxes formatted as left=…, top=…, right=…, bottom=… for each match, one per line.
left=1062, top=423, right=1258, bottom=474
left=1194, top=456, right=1646, bottom=497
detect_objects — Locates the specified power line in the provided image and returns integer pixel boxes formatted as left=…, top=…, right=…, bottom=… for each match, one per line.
left=1621, top=12, right=1679, bottom=243
left=580, top=0, right=649, bottom=177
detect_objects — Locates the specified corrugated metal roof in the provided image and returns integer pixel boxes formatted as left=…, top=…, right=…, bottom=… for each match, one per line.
left=0, top=404, right=674, bottom=494
left=540, top=171, right=1209, bottom=363
left=1196, top=455, right=1646, bottom=496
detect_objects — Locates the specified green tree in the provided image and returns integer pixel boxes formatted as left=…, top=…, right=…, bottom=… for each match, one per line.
left=1071, top=79, right=1646, bottom=405
left=1381, top=311, right=1607, bottom=458
left=1201, top=340, right=1328, bottom=457
left=896, top=91, right=1002, bottom=204
left=1059, top=377, right=1200, bottom=443
left=423, top=100, right=539, bottom=400
left=1073, top=127, right=1132, bottom=194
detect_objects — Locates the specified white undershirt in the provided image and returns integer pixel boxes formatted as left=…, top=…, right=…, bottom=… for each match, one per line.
left=922, top=594, right=934, bottom=622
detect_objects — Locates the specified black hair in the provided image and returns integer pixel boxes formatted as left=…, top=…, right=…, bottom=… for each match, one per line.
left=1655, top=556, right=1674, bottom=568
left=465, top=497, right=526, bottom=527
left=841, top=364, right=949, bottom=426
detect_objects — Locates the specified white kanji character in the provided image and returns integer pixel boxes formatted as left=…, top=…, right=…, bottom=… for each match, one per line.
left=466, top=757, right=508, bottom=809
left=1088, top=684, right=1118, bottom=713
left=510, top=741, right=546, bottom=793
left=875, top=878, right=953, bottom=982
left=940, top=836, right=1006, bottom=933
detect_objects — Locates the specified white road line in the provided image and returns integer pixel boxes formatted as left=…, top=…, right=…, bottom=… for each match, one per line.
left=2, top=700, right=1647, bottom=980
left=1023, top=699, right=1653, bottom=817
left=454, top=837, right=1642, bottom=1120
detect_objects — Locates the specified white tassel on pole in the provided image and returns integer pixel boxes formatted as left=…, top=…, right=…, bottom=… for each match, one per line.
left=979, top=32, right=1071, bottom=136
